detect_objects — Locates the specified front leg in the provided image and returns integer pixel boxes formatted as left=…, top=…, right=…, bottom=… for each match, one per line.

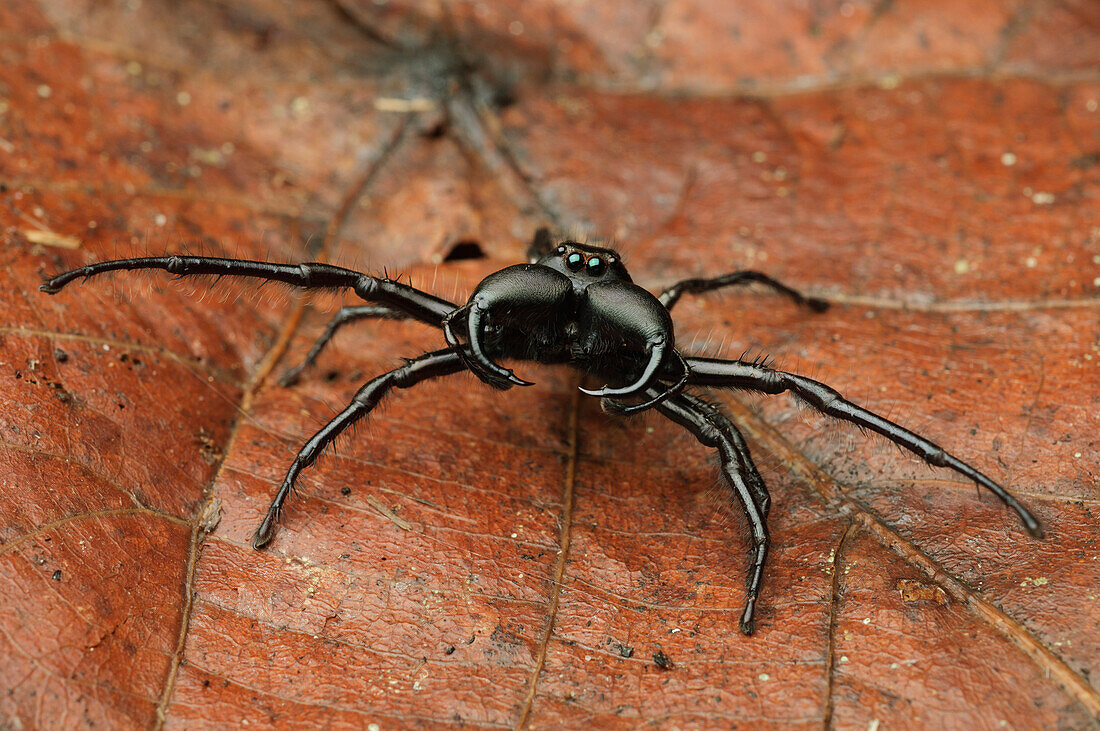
left=41, top=255, right=457, bottom=326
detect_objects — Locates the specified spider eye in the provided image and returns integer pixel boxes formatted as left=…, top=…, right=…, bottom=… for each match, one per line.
left=556, top=245, right=567, bottom=254
left=565, top=252, right=585, bottom=271
left=586, top=257, right=606, bottom=276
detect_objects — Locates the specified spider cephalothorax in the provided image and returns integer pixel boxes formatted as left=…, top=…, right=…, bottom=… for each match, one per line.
left=40, top=227, right=1043, bottom=635
left=442, top=234, right=680, bottom=412
left=536, top=240, right=632, bottom=283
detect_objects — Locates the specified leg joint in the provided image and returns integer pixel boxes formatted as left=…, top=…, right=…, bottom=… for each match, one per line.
left=693, top=422, right=723, bottom=448
left=354, top=276, right=378, bottom=299
left=390, top=367, right=417, bottom=388
left=754, top=370, right=786, bottom=394
left=924, top=447, right=948, bottom=466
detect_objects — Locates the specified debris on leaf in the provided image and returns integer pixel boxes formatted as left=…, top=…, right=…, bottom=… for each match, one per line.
left=608, top=639, right=634, bottom=658
left=200, top=498, right=222, bottom=534
left=896, top=579, right=950, bottom=605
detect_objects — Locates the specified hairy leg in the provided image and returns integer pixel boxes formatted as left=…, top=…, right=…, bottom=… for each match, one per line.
left=657, top=391, right=770, bottom=635
left=253, top=348, right=466, bottom=548
left=686, top=356, right=1043, bottom=537
left=279, top=305, right=411, bottom=386
left=679, top=392, right=771, bottom=516
left=526, top=226, right=555, bottom=261
left=41, top=255, right=457, bottom=325
left=660, top=270, right=828, bottom=312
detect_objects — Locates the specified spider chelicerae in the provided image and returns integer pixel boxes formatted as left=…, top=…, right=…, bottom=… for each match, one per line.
left=40, top=227, right=1043, bottom=635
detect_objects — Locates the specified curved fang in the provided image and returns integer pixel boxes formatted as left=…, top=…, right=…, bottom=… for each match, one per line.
left=443, top=308, right=493, bottom=382
left=604, top=351, right=691, bottom=415
left=467, top=303, right=533, bottom=387
left=580, top=338, right=667, bottom=398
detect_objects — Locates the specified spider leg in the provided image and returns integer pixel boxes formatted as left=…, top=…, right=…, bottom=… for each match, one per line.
left=655, top=391, right=770, bottom=635
left=252, top=347, right=466, bottom=548
left=686, top=356, right=1044, bottom=537
left=659, top=271, right=829, bottom=312
left=680, top=392, right=771, bottom=517
left=279, top=305, right=410, bottom=387
left=40, top=255, right=457, bottom=325
left=526, top=226, right=555, bottom=261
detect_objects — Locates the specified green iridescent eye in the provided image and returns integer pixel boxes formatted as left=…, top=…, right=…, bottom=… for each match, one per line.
left=586, top=257, right=606, bottom=276
left=565, top=252, right=585, bottom=271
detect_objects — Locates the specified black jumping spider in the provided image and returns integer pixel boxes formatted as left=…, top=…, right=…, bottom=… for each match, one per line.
left=40, top=227, right=1042, bottom=634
